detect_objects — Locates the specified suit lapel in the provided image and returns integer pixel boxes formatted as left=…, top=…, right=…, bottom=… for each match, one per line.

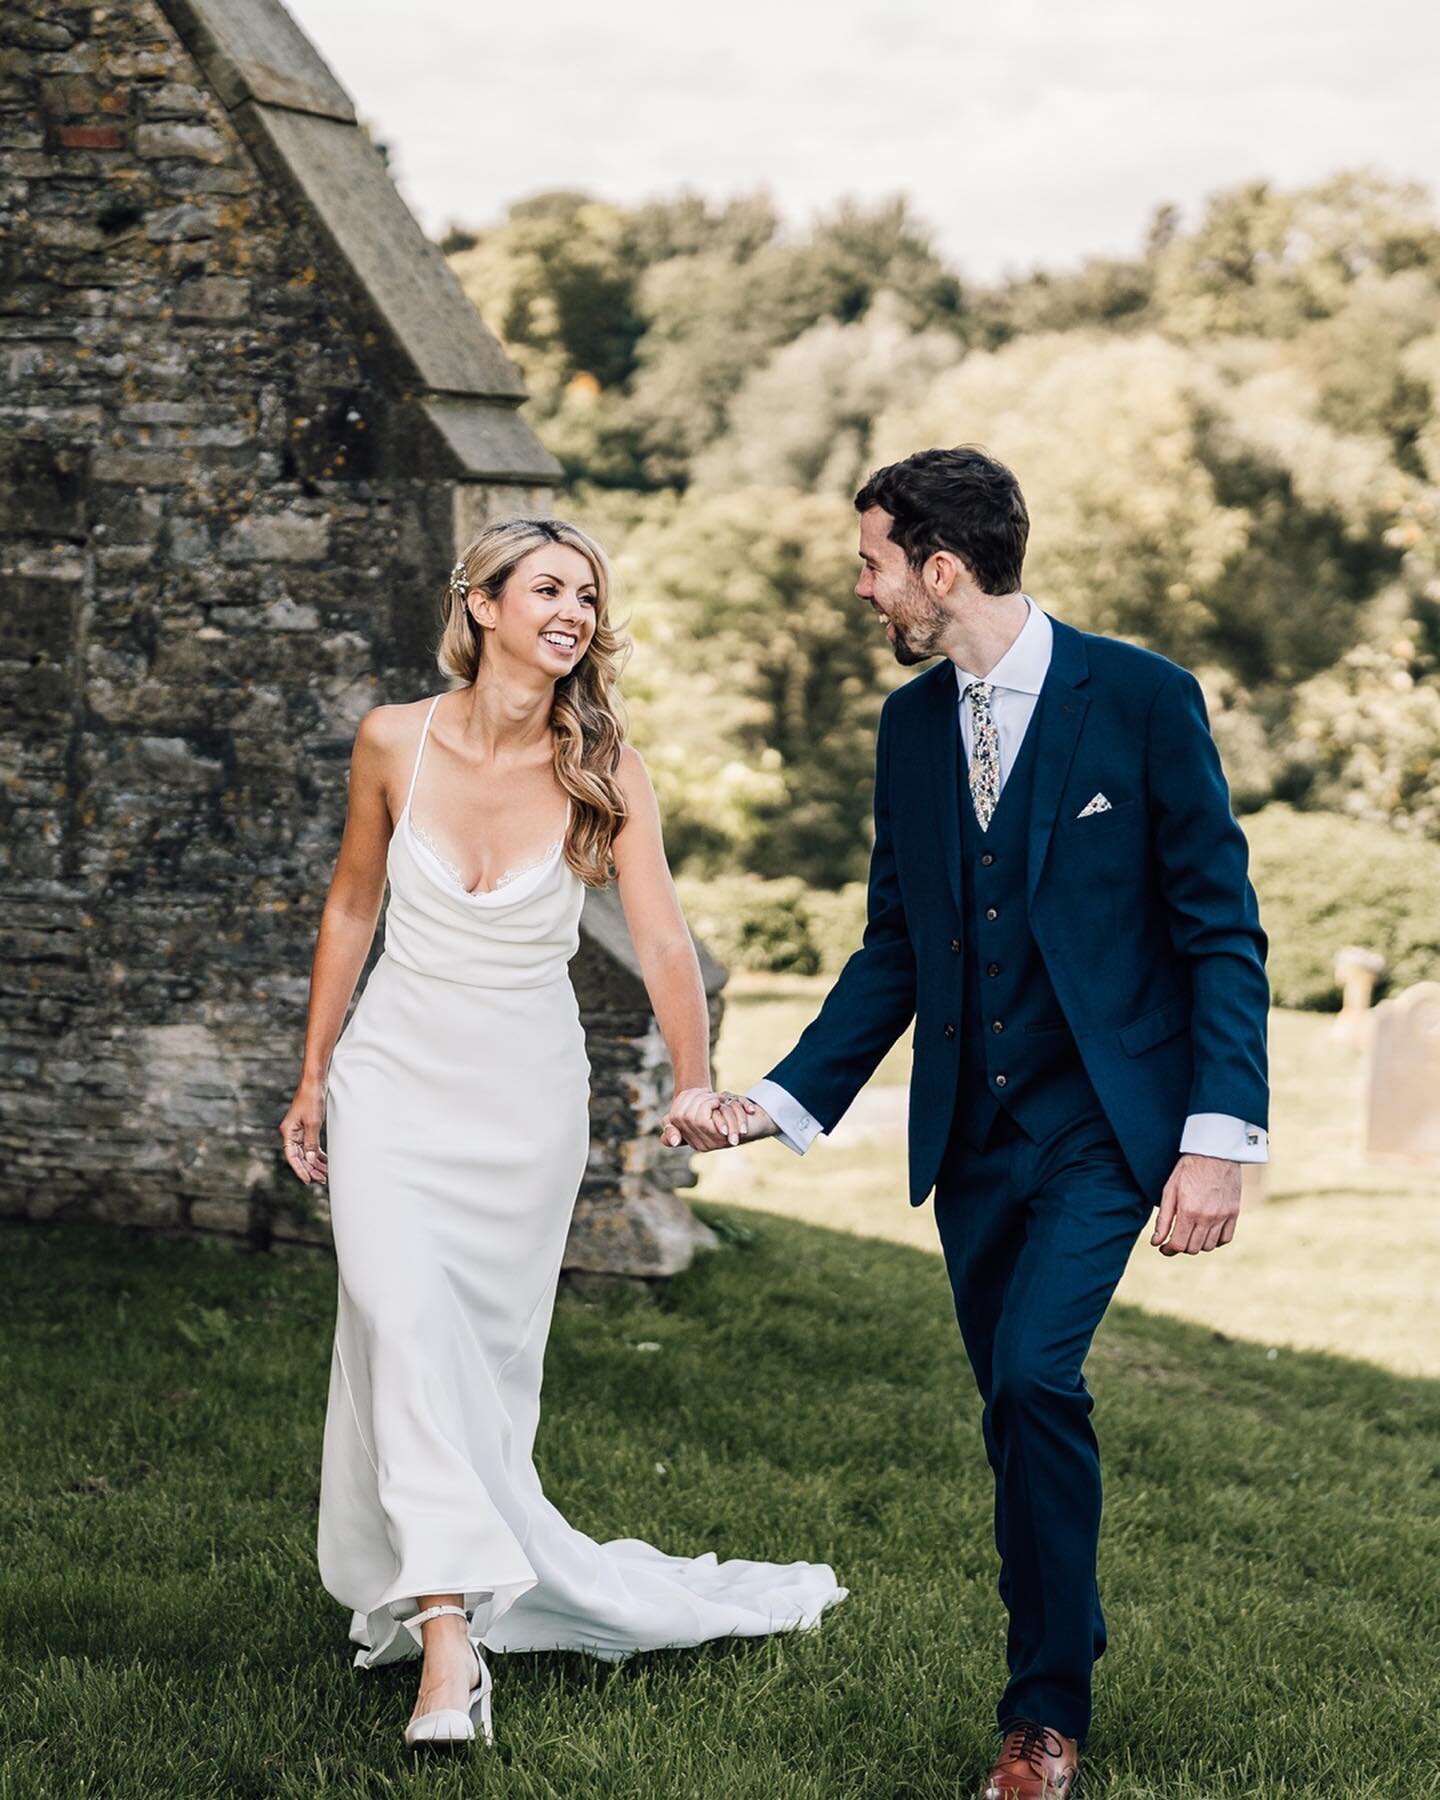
left=1025, top=616, right=1090, bottom=904
left=921, top=662, right=963, bottom=916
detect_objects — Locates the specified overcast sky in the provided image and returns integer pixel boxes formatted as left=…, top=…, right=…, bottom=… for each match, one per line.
left=287, top=0, right=1440, bottom=280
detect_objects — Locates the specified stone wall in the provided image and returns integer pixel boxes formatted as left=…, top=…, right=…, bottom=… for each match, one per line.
left=0, top=0, right=719, bottom=1268
left=566, top=890, right=722, bottom=1277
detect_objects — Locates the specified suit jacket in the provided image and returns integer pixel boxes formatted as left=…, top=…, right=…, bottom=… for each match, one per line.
left=764, top=616, right=1270, bottom=1205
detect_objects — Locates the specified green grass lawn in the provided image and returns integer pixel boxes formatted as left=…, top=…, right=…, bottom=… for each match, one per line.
left=702, top=981, right=1440, bottom=1378
left=2, top=1218, right=1438, bottom=1798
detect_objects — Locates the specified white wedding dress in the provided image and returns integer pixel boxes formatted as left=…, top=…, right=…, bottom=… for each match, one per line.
left=318, top=693, right=846, bottom=1668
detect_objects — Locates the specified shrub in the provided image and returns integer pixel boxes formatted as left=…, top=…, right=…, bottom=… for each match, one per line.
left=676, top=874, right=819, bottom=975
left=803, top=883, right=869, bottom=974
left=679, top=807, right=1440, bottom=1009
left=1244, top=804, right=1440, bottom=1008
left=677, top=876, right=870, bottom=978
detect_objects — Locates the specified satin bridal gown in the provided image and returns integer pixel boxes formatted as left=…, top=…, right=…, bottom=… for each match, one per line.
left=318, top=694, right=846, bottom=1669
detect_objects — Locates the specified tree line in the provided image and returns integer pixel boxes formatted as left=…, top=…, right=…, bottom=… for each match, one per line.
left=447, top=174, right=1440, bottom=888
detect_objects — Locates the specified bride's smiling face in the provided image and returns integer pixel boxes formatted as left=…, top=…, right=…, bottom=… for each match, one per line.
left=472, top=544, right=598, bottom=675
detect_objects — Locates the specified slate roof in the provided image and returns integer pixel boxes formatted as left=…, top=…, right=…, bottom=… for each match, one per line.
left=156, top=0, right=561, bottom=484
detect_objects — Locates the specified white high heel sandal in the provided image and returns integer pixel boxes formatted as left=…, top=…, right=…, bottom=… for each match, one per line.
left=400, top=1603, right=494, bottom=1750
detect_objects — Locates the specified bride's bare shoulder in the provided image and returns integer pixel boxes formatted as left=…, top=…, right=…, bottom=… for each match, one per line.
left=355, top=695, right=440, bottom=754
left=345, top=699, right=442, bottom=823
left=349, top=699, right=443, bottom=809
left=613, top=742, right=656, bottom=797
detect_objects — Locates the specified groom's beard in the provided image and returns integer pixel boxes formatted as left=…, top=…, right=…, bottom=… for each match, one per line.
left=884, top=588, right=949, bottom=665
left=892, top=630, right=930, bottom=667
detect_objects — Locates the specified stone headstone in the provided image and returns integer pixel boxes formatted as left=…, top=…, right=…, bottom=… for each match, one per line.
left=1333, top=945, right=1386, bottom=1049
left=1365, top=981, right=1440, bottom=1160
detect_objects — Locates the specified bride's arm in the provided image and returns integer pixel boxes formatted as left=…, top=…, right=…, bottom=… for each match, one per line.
left=609, top=745, right=745, bottom=1153
left=278, top=707, right=397, bottom=1184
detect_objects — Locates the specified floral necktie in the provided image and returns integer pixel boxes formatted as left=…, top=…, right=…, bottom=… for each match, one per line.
left=967, top=680, right=1000, bottom=832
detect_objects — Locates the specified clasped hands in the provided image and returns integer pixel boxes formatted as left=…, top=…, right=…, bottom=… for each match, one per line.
left=660, top=1087, right=777, bottom=1152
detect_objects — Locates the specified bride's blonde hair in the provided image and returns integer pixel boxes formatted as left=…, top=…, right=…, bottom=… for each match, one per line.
left=436, top=517, right=630, bottom=887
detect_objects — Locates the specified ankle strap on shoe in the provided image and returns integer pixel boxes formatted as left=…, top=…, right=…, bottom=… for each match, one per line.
left=408, top=1604, right=469, bottom=1628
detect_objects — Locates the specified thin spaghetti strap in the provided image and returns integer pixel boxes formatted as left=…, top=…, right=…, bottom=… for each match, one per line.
left=402, top=695, right=442, bottom=818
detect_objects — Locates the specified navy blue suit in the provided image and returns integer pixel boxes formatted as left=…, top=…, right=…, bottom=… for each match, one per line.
left=765, top=616, right=1268, bottom=1739
left=767, top=616, right=1268, bottom=1206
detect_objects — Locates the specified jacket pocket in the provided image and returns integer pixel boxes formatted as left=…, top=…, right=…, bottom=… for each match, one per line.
left=1060, top=796, right=1142, bottom=839
left=1118, top=997, right=1189, bottom=1057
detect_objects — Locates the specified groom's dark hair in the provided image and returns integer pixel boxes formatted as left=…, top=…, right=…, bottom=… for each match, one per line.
left=855, top=446, right=1029, bottom=594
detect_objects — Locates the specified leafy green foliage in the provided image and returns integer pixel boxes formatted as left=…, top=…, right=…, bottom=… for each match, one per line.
left=1290, top=630, right=1440, bottom=836
left=451, top=173, right=1440, bottom=879
left=674, top=876, right=868, bottom=979
left=803, top=884, right=870, bottom=976
left=1150, top=172, right=1440, bottom=343
left=584, top=485, right=900, bottom=885
left=688, top=808, right=1440, bottom=1011
left=1245, top=804, right=1440, bottom=1007
left=452, top=191, right=964, bottom=490
left=676, top=875, right=821, bottom=975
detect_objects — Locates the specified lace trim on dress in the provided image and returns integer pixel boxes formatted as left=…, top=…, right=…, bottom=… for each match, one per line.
left=409, top=816, right=564, bottom=895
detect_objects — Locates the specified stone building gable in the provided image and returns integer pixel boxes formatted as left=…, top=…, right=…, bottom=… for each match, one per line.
left=156, top=0, right=559, bottom=483
left=0, top=0, right=718, bottom=1274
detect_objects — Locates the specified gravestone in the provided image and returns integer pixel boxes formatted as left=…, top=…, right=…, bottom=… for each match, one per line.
left=1333, top=946, right=1386, bottom=1049
left=1364, top=982, right=1440, bottom=1160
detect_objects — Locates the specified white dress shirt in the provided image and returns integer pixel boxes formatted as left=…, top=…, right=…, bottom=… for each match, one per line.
left=747, top=597, right=1269, bottom=1165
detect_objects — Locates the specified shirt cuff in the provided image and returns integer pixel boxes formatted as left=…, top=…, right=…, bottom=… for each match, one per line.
left=745, top=1079, right=824, bottom=1155
left=1180, top=1113, right=1269, bottom=1162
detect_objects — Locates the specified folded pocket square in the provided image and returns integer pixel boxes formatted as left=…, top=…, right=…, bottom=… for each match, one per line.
left=1077, top=793, right=1113, bottom=817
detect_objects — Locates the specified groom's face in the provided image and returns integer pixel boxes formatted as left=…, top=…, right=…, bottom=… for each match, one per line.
left=855, top=507, right=947, bottom=667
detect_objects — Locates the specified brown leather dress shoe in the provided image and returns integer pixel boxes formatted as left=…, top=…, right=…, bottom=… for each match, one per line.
left=981, top=1720, right=1079, bottom=1799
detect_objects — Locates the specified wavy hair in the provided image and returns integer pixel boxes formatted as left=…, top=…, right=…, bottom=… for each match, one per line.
left=855, top=446, right=1029, bottom=594
left=436, top=517, right=630, bottom=887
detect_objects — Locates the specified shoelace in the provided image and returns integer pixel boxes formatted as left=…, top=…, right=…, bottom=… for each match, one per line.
left=1001, top=1721, right=1066, bottom=1773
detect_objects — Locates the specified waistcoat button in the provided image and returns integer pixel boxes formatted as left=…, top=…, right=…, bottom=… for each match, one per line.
left=987, top=962, right=1001, bottom=977
left=950, top=938, right=961, bottom=954
left=992, top=1020, right=1005, bottom=1033
left=943, top=1023, right=956, bottom=1039
left=995, top=1073, right=1008, bottom=1087
left=981, top=853, right=995, bottom=866
left=985, top=907, right=998, bottom=921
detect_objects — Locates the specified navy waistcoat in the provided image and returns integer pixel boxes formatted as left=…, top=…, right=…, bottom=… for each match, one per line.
left=955, top=685, right=1102, bottom=1149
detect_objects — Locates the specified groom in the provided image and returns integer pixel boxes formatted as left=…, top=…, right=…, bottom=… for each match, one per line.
left=668, top=446, right=1268, bottom=1798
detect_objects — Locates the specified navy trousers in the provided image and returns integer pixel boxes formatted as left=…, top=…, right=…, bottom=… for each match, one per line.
left=932, top=1101, right=1153, bottom=1745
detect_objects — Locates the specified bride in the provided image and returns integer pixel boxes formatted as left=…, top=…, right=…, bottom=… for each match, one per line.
left=278, top=516, right=845, bottom=1752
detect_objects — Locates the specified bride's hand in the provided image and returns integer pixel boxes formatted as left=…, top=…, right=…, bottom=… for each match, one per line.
left=661, top=1087, right=752, bottom=1152
left=279, top=1079, right=329, bottom=1185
